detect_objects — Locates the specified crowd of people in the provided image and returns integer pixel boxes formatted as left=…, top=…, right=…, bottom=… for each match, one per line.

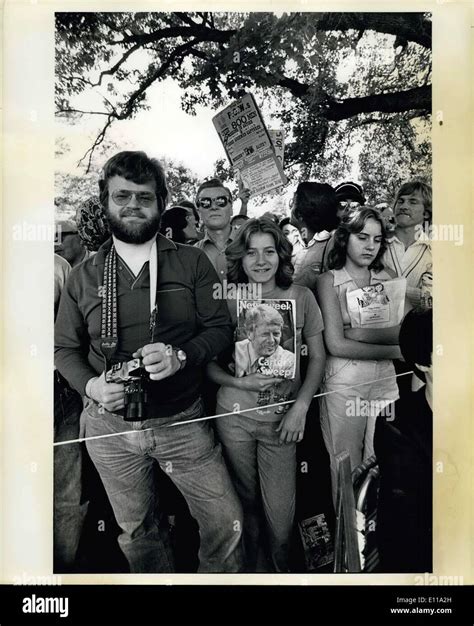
left=54, top=151, right=433, bottom=575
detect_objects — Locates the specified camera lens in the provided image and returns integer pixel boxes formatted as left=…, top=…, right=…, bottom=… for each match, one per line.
left=123, top=379, right=148, bottom=421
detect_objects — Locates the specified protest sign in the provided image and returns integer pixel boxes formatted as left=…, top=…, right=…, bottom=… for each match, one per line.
left=213, top=93, right=287, bottom=197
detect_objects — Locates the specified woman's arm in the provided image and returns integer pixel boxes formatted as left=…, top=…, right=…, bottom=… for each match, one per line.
left=315, top=272, right=402, bottom=360
left=345, top=326, right=400, bottom=344
left=294, top=333, right=326, bottom=408
left=276, top=333, right=326, bottom=444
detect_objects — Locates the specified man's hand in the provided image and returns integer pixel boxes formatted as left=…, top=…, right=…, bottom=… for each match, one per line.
left=89, top=372, right=125, bottom=413
left=236, top=373, right=284, bottom=392
left=133, top=343, right=180, bottom=381
left=237, top=178, right=251, bottom=209
left=275, top=402, right=308, bottom=445
left=238, top=187, right=251, bottom=206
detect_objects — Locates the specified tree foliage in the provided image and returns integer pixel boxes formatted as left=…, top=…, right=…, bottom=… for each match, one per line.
left=55, top=135, right=200, bottom=218
left=56, top=11, right=431, bottom=194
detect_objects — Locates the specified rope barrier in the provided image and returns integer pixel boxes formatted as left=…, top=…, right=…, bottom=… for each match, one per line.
left=53, top=371, right=414, bottom=447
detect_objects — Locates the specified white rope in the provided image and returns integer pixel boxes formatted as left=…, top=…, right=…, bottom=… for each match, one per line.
left=53, top=371, right=413, bottom=447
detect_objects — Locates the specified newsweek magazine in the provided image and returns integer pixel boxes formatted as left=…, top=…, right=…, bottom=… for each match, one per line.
left=235, top=297, right=296, bottom=414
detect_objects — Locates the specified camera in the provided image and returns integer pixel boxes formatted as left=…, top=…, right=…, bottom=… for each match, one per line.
left=106, top=358, right=149, bottom=421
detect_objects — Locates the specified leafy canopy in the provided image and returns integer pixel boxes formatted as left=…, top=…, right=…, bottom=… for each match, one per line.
left=56, top=11, right=431, bottom=199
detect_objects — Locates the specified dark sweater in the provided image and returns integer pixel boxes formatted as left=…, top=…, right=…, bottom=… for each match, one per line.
left=55, top=235, right=233, bottom=418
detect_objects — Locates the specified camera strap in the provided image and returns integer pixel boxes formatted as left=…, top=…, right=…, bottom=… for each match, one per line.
left=100, top=241, right=158, bottom=372
left=148, top=242, right=158, bottom=343
left=100, top=246, right=119, bottom=372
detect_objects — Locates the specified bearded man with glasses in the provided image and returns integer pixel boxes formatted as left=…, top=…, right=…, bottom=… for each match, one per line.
left=195, top=178, right=249, bottom=282
left=55, top=151, right=244, bottom=573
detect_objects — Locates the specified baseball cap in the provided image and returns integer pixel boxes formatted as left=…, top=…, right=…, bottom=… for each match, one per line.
left=334, top=182, right=366, bottom=205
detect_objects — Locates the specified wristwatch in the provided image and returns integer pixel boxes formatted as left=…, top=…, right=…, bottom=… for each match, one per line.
left=173, top=348, right=187, bottom=370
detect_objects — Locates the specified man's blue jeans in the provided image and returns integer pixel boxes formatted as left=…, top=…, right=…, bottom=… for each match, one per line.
left=84, top=397, right=244, bottom=573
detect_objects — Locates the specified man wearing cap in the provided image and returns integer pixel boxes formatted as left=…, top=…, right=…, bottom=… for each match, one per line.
left=194, top=178, right=250, bottom=282
left=56, top=219, right=92, bottom=267
left=334, top=181, right=366, bottom=219
left=55, top=151, right=243, bottom=573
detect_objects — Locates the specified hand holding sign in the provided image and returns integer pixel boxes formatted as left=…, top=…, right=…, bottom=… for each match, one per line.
left=237, top=175, right=251, bottom=210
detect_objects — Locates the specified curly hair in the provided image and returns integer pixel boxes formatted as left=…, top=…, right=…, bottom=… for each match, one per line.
left=327, top=206, right=388, bottom=272
left=226, top=218, right=294, bottom=288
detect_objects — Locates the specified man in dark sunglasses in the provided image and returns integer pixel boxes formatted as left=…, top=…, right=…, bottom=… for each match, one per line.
left=195, top=178, right=249, bottom=281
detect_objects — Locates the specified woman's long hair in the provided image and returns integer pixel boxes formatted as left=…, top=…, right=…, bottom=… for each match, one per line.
left=226, top=218, right=294, bottom=288
left=328, top=206, right=388, bottom=272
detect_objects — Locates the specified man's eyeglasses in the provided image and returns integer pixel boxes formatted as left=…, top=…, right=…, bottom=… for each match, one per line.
left=198, top=196, right=230, bottom=209
left=111, top=190, right=157, bottom=207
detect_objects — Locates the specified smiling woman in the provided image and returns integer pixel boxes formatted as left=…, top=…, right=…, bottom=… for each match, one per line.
left=241, top=234, right=280, bottom=288
left=206, top=217, right=326, bottom=572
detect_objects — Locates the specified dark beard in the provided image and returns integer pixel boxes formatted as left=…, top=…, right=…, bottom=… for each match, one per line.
left=106, top=209, right=161, bottom=244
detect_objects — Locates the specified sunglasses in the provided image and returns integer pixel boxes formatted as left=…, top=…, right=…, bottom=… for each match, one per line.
left=339, top=200, right=361, bottom=208
left=111, top=190, right=157, bottom=207
left=198, top=196, right=230, bottom=209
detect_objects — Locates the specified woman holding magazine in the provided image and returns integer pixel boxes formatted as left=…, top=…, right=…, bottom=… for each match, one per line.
left=207, top=217, right=326, bottom=572
left=315, top=207, right=406, bottom=505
